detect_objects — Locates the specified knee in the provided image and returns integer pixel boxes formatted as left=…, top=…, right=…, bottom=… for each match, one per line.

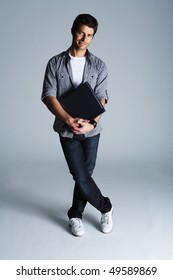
left=72, top=170, right=91, bottom=185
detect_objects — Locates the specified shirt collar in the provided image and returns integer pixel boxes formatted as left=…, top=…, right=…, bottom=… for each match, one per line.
left=63, top=48, right=93, bottom=62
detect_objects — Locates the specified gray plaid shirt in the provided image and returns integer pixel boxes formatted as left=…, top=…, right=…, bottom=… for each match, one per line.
left=42, top=49, right=108, bottom=138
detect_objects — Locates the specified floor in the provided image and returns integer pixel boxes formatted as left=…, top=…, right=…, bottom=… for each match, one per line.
left=0, top=157, right=173, bottom=260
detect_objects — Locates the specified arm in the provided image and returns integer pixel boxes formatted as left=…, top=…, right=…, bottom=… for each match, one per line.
left=42, top=96, right=85, bottom=134
left=94, top=98, right=106, bottom=123
left=42, top=57, right=90, bottom=134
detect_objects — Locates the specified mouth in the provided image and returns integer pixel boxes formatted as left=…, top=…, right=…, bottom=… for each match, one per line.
left=79, top=42, right=86, bottom=46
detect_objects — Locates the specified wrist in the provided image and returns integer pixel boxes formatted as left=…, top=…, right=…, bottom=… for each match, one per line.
left=66, top=116, right=74, bottom=126
left=89, top=119, right=97, bottom=129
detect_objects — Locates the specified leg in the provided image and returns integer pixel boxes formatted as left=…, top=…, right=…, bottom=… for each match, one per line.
left=60, top=135, right=112, bottom=219
left=70, top=134, right=100, bottom=217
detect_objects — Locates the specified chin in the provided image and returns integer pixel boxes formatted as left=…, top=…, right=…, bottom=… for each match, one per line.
left=79, top=45, right=87, bottom=51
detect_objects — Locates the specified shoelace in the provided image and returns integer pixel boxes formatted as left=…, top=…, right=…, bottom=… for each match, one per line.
left=101, top=213, right=110, bottom=224
left=71, top=218, right=82, bottom=228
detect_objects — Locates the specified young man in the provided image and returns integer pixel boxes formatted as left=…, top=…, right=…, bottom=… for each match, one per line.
left=42, top=14, right=113, bottom=237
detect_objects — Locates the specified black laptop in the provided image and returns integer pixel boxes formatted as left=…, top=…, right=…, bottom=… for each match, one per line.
left=59, top=82, right=105, bottom=120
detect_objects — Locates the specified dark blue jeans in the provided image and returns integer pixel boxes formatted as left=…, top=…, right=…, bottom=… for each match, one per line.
left=60, top=134, right=112, bottom=219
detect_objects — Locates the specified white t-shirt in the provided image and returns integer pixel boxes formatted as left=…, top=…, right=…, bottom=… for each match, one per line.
left=69, top=53, right=86, bottom=87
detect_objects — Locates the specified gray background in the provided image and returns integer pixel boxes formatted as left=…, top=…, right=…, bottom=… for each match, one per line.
left=0, top=0, right=173, bottom=259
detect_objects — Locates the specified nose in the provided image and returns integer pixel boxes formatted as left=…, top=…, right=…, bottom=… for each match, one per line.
left=81, top=34, right=87, bottom=42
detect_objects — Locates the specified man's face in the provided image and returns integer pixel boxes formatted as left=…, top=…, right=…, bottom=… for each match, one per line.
left=72, top=24, right=94, bottom=51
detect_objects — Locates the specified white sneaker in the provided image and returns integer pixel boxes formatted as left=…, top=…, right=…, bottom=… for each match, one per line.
left=69, top=218, right=85, bottom=237
left=100, top=207, right=113, bottom=233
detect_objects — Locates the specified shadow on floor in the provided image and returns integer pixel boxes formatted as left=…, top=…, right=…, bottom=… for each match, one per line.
left=0, top=187, right=68, bottom=232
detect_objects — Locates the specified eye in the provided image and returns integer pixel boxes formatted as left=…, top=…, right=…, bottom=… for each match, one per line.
left=77, top=31, right=83, bottom=35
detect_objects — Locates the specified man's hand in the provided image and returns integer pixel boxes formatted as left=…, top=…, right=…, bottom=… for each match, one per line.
left=68, top=118, right=94, bottom=134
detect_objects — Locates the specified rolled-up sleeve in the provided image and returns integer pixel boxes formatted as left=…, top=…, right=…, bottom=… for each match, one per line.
left=94, top=61, right=109, bottom=103
left=41, top=57, right=57, bottom=101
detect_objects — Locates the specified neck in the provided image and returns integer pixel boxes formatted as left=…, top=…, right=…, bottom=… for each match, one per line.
left=70, top=47, right=87, bottom=57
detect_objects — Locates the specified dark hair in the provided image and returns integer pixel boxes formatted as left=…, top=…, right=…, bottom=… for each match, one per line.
left=71, top=14, right=98, bottom=36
